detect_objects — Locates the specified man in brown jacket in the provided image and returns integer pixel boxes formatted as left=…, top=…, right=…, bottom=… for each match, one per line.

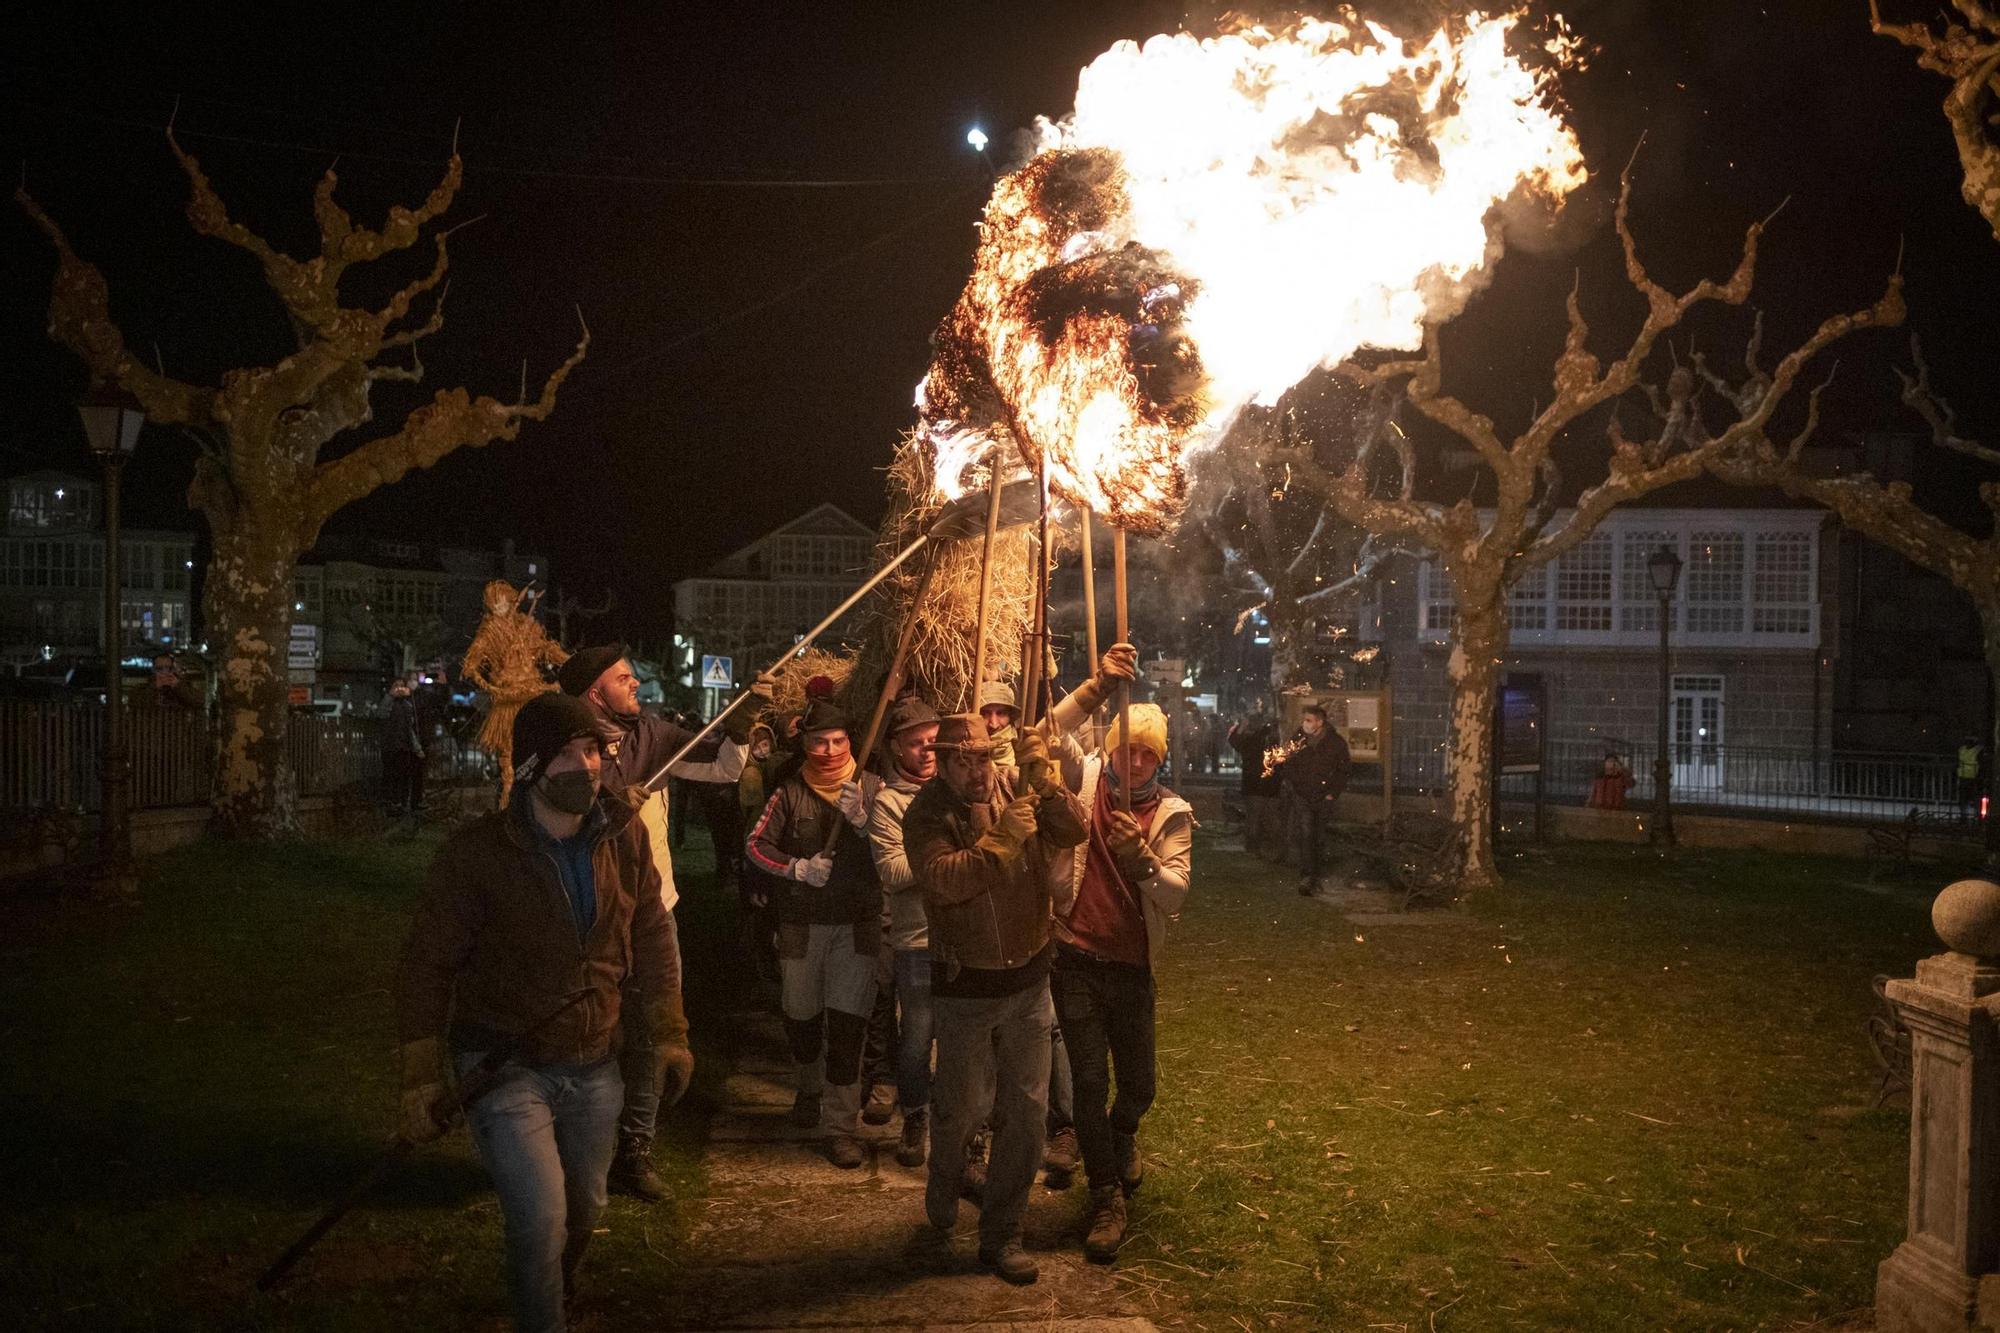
left=397, top=691, right=688, bottom=1333
left=904, top=713, right=1087, bottom=1285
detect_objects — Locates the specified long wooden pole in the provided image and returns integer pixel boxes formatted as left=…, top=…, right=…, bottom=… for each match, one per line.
left=1079, top=508, right=1099, bottom=669
left=968, top=450, right=1007, bottom=710
left=1113, top=525, right=1132, bottom=813
left=639, top=531, right=932, bottom=791
left=1021, top=457, right=1050, bottom=726
left=855, top=556, right=939, bottom=774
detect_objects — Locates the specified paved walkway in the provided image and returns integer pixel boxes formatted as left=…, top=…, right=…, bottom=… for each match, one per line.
left=664, top=1008, right=1163, bottom=1331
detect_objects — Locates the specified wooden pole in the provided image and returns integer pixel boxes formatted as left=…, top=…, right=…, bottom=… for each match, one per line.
left=1113, top=525, right=1132, bottom=814
left=968, top=450, right=1007, bottom=711
left=854, top=556, right=939, bottom=775
left=1079, top=508, right=1099, bottom=669
left=1021, top=457, right=1050, bottom=726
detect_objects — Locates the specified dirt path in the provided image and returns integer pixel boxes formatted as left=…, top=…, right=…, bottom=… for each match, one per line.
left=664, top=1009, right=1163, bottom=1331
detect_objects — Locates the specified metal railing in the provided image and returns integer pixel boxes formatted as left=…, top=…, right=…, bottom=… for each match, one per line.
left=1387, top=726, right=1971, bottom=825
left=1, top=700, right=493, bottom=813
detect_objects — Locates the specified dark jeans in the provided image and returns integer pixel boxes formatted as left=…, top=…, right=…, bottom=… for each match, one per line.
left=1050, top=943, right=1156, bottom=1192
left=1286, top=789, right=1327, bottom=880
left=863, top=945, right=898, bottom=1091
left=384, top=750, right=425, bottom=815
left=893, top=947, right=934, bottom=1112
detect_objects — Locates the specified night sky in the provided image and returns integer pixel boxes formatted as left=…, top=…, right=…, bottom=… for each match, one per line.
left=4, top=1, right=1994, bottom=644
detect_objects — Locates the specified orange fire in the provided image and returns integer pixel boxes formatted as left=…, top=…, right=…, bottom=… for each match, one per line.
left=921, top=9, right=1587, bottom=533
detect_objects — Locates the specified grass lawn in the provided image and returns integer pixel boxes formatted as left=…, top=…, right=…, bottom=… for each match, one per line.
left=0, top=824, right=1933, bottom=1330
left=1131, top=837, right=1929, bottom=1331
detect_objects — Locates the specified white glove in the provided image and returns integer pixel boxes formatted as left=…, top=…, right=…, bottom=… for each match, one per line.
left=838, top=779, right=870, bottom=829
left=791, top=854, right=833, bottom=887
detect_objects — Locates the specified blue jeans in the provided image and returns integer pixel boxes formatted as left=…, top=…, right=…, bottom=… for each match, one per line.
left=893, top=948, right=934, bottom=1113
left=927, top=984, right=1053, bottom=1252
left=455, top=1050, right=623, bottom=1333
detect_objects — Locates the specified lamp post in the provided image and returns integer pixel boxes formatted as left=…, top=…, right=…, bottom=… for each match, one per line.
left=1647, top=544, right=1685, bottom=848
left=78, top=388, right=144, bottom=888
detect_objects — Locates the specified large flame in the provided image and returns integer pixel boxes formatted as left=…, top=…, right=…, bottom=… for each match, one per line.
left=922, top=9, right=1587, bottom=532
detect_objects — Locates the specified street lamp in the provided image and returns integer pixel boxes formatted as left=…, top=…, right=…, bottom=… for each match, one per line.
left=77, top=386, right=144, bottom=891
left=1646, top=543, right=1685, bottom=848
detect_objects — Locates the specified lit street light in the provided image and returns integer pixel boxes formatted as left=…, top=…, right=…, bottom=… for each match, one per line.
left=966, top=126, right=989, bottom=152
left=77, top=385, right=144, bottom=893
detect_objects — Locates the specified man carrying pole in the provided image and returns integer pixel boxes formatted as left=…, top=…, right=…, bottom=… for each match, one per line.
left=1045, top=696, right=1192, bottom=1263
left=396, top=692, right=686, bottom=1333
left=746, top=698, right=886, bottom=1168
left=905, top=714, right=1086, bottom=1284
left=560, top=641, right=769, bottom=1202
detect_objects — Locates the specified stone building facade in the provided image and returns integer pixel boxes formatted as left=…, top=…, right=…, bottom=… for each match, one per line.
left=1362, top=506, right=1837, bottom=793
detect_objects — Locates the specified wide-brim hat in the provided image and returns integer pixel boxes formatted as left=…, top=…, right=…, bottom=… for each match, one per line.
left=927, top=712, right=999, bottom=755
left=975, top=680, right=1018, bottom=715
left=887, top=695, right=941, bottom=737
left=558, top=642, right=627, bottom=697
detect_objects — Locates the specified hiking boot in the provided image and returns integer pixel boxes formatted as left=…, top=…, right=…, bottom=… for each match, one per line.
left=978, top=1242, right=1039, bottom=1285
left=790, top=1090, right=821, bottom=1129
left=607, top=1138, right=667, bottom=1203
left=1043, top=1125, right=1080, bottom=1188
left=826, top=1134, right=866, bottom=1169
left=862, top=1082, right=897, bottom=1126
left=1083, top=1184, right=1128, bottom=1263
left=1114, top=1130, right=1144, bottom=1195
left=896, top=1108, right=928, bottom=1168
left=961, top=1128, right=988, bottom=1201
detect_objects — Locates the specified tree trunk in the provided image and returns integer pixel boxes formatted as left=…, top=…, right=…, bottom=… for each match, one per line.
left=1446, top=597, right=1506, bottom=892
left=1268, top=602, right=1313, bottom=694
left=205, top=517, right=301, bottom=838
left=1982, top=603, right=2000, bottom=870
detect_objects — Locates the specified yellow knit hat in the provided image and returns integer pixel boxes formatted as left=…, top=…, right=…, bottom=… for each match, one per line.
left=1103, top=702, right=1169, bottom=760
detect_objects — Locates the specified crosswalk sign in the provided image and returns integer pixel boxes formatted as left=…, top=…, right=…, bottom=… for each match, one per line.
left=700, top=655, right=733, bottom=690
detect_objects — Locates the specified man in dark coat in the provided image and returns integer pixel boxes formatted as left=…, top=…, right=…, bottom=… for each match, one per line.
left=397, top=691, right=687, bottom=1333
left=1226, top=706, right=1284, bottom=859
left=382, top=678, right=426, bottom=823
left=1274, top=703, right=1352, bottom=896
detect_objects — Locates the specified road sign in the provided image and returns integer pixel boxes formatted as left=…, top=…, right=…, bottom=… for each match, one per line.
left=700, top=655, right=733, bottom=690
left=1144, top=657, right=1185, bottom=686
left=287, top=623, right=320, bottom=670
left=287, top=667, right=317, bottom=686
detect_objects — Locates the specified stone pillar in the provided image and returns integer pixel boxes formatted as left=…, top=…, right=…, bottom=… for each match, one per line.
left=1877, top=879, right=2000, bottom=1332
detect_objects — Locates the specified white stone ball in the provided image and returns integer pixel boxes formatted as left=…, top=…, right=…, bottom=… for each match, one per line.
left=1933, top=879, right=2000, bottom=956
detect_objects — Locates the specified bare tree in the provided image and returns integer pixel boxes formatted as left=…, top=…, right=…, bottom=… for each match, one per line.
left=1872, top=1, right=2000, bottom=242
left=1262, top=162, right=1902, bottom=890
left=1193, top=397, right=1409, bottom=694
left=18, top=132, right=588, bottom=837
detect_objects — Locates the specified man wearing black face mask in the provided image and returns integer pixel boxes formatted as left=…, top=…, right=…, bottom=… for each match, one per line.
left=397, top=692, right=684, bottom=1333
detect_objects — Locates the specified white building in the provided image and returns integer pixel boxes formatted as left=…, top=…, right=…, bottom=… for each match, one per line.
left=671, top=504, right=875, bottom=689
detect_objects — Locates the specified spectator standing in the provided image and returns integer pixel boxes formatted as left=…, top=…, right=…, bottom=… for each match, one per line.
left=1274, top=703, right=1352, bottom=896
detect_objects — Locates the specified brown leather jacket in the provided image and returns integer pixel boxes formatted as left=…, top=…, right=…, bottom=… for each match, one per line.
left=904, top=768, right=1088, bottom=972
left=396, top=798, right=679, bottom=1066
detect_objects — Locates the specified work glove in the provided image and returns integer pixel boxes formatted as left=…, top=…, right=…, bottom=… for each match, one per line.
left=396, top=1036, right=452, bottom=1144
left=976, top=794, right=1039, bottom=862
left=647, top=993, right=696, bottom=1107
left=791, top=853, right=834, bottom=887
left=838, top=779, right=870, bottom=829
left=1105, top=809, right=1159, bottom=881
left=722, top=673, right=781, bottom=743
left=1016, top=730, right=1057, bottom=797
left=1095, top=643, right=1139, bottom=691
